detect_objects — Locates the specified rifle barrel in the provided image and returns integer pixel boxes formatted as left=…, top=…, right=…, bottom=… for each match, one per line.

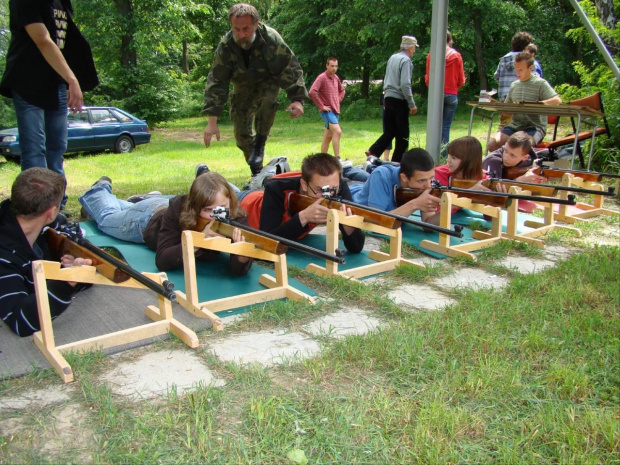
left=67, top=231, right=177, bottom=301
left=492, top=178, right=615, bottom=196
left=537, top=164, right=620, bottom=180
left=223, top=218, right=346, bottom=264
left=327, top=195, right=463, bottom=238
left=443, top=185, right=577, bottom=205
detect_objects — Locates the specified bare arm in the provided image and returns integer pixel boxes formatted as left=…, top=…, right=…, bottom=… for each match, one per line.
left=542, top=95, right=562, bottom=105
left=25, top=23, right=82, bottom=111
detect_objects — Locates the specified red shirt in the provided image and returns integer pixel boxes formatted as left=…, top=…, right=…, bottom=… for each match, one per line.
left=309, top=71, right=345, bottom=114
left=425, top=47, right=465, bottom=95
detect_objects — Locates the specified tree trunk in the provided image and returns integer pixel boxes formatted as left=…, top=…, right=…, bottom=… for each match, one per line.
left=182, top=40, right=189, bottom=75
left=595, top=0, right=617, bottom=55
left=595, top=0, right=616, bottom=29
left=361, top=65, right=370, bottom=98
left=115, top=0, right=137, bottom=99
left=473, top=10, right=487, bottom=91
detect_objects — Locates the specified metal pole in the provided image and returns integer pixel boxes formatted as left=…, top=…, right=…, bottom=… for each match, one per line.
left=425, top=0, right=449, bottom=163
left=567, top=0, right=620, bottom=82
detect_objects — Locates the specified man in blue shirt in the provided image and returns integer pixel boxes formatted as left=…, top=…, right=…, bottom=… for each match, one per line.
left=351, top=148, right=440, bottom=222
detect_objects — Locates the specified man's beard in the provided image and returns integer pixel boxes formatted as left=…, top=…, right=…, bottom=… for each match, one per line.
left=234, top=31, right=256, bottom=50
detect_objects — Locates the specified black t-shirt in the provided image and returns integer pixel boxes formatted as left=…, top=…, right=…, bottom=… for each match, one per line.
left=0, top=0, right=99, bottom=109
left=51, top=0, right=68, bottom=51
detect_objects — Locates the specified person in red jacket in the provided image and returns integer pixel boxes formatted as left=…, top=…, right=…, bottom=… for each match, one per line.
left=425, top=30, right=465, bottom=150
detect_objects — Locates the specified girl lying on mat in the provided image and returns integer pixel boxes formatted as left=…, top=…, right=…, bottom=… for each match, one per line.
left=79, top=170, right=252, bottom=275
left=424, top=136, right=497, bottom=224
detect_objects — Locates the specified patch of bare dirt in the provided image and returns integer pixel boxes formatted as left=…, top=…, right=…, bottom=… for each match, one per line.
left=155, top=128, right=231, bottom=143
left=0, top=403, right=94, bottom=463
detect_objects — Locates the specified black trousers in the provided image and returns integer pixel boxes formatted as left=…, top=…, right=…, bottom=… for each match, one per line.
left=368, top=97, right=410, bottom=163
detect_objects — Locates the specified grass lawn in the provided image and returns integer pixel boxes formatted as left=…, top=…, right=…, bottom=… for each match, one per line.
left=0, top=111, right=618, bottom=463
left=0, top=109, right=487, bottom=214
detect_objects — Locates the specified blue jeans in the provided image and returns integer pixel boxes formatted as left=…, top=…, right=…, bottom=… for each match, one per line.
left=343, top=166, right=369, bottom=182
left=13, top=85, right=68, bottom=176
left=442, top=93, right=458, bottom=146
left=79, top=181, right=172, bottom=243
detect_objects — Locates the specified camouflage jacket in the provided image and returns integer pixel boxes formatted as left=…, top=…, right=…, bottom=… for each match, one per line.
left=203, top=23, right=308, bottom=117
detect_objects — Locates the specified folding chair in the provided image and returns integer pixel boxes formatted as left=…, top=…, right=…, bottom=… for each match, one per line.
left=535, top=92, right=609, bottom=169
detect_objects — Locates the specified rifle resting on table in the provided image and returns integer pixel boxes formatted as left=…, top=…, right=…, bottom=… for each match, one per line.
left=451, top=177, right=615, bottom=197
left=46, top=223, right=176, bottom=301
left=288, top=190, right=464, bottom=238
left=394, top=180, right=577, bottom=209
left=205, top=207, right=346, bottom=264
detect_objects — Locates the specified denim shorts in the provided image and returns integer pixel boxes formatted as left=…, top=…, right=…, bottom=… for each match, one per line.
left=320, top=111, right=339, bottom=128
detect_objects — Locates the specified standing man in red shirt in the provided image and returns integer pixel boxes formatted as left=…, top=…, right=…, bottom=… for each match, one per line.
left=309, top=57, right=346, bottom=159
left=425, top=31, right=465, bottom=150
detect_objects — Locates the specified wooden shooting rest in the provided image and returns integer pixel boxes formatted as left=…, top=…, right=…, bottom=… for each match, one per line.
left=32, top=260, right=199, bottom=383
left=418, top=192, right=503, bottom=261
left=174, top=231, right=314, bottom=327
left=484, top=186, right=581, bottom=248
left=305, top=209, right=422, bottom=280
left=553, top=173, right=617, bottom=223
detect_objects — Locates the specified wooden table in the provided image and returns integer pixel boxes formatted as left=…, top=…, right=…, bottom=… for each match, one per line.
left=467, top=101, right=604, bottom=169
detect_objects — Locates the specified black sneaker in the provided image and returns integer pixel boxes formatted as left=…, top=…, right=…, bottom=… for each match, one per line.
left=127, top=191, right=162, bottom=203
left=195, top=163, right=210, bottom=178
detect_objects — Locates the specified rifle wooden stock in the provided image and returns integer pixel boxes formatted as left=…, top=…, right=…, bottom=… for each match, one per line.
left=194, top=217, right=288, bottom=255
left=46, top=228, right=130, bottom=283
left=288, top=192, right=401, bottom=229
left=45, top=226, right=176, bottom=301
left=451, top=178, right=615, bottom=197
left=503, top=165, right=620, bottom=182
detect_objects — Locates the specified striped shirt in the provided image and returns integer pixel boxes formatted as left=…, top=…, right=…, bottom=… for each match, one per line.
left=309, top=71, right=345, bottom=114
left=506, top=74, right=558, bottom=134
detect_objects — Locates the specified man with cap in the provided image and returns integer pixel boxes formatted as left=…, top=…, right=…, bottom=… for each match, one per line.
left=366, top=35, right=418, bottom=163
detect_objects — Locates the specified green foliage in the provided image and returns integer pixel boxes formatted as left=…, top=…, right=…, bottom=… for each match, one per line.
left=556, top=1, right=620, bottom=173
left=340, top=98, right=382, bottom=121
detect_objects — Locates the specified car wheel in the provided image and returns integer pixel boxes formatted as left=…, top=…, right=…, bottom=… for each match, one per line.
left=115, top=135, right=134, bottom=153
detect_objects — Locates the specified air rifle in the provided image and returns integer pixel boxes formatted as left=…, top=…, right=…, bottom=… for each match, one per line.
left=288, top=191, right=463, bottom=238
left=195, top=216, right=288, bottom=255
left=450, top=177, right=615, bottom=197
left=207, top=207, right=346, bottom=264
left=503, top=162, right=620, bottom=183
left=45, top=223, right=176, bottom=301
left=394, top=181, right=577, bottom=209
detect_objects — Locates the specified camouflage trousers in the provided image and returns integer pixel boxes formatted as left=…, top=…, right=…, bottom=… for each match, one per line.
left=230, top=81, right=280, bottom=163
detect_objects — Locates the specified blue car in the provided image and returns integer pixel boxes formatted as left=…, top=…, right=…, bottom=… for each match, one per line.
left=0, top=106, right=151, bottom=160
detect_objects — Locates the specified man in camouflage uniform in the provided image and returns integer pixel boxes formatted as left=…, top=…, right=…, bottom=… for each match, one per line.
left=203, top=3, right=308, bottom=177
